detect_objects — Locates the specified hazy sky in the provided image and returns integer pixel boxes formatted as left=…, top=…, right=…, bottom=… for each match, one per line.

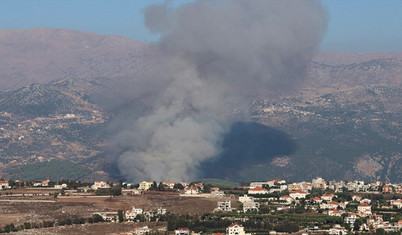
left=1, top=0, right=401, bottom=52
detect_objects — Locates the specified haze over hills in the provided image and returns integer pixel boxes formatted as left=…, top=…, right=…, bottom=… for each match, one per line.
left=0, top=28, right=400, bottom=182
left=0, top=28, right=149, bottom=91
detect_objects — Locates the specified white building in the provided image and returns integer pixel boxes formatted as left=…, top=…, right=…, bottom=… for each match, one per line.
left=239, top=195, right=254, bottom=203
left=161, top=181, right=175, bottom=189
left=329, top=225, right=347, bottom=235
left=390, top=199, right=402, bottom=209
left=211, top=187, right=225, bottom=198
left=243, top=201, right=260, bottom=213
left=54, top=183, right=68, bottom=189
left=279, top=195, right=294, bottom=204
left=134, top=226, right=151, bottom=235
left=175, top=228, right=190, bottom=235
left=93, top=212, right=118, bottom=222
left=321, top=193, right=336, bottom=201
left=138, top=181, right=154, bottom=191
left=157, top=208, right=167, bottom=215
left=216, top=200, right=232, bottom=211
left=289, top=190, right=307, bottom=199
left=344, top=213, right=358, bottom=224
left=357, top=203, right=371, bottom=215
left=312, top=177, right=327, bottom=189
left=267, top=179, right=286, bottom=187
left=248, top=186, right=268, bottom=195
left=249, top=182, right=268, bottom=188
left=91, top=181, right=110, bottom=190
left=125, top=207, right=143, bottom=221
left=184, top=186, right=199, bottom=194
left=320, top=201, right=340, bottom=210
left=226, top=223, right=246, bottom=235
left=0, top=181, right=10, bottom=190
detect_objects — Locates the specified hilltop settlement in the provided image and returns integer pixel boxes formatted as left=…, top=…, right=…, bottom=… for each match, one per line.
left=0, top=177, right=401, bottom=234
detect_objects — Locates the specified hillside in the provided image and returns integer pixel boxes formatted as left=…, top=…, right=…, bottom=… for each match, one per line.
left=244, top=85, right=401, bottom=182
left=0, top=28, right=400, bottom=182
left=0, top=79, right=112, bottom=181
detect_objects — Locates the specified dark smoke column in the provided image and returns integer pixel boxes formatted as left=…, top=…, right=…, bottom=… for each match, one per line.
left=116, top=0, right=328, bottom=182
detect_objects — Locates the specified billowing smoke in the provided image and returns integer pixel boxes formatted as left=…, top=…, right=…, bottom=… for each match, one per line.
left=115, top=0, right=327, bottom=182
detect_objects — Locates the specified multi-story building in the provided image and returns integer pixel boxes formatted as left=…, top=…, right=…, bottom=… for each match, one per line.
left=216, top=200, right=232, bottom=211
left=226, top=223, right=246, bottom=235
left=138, top=181, right=154, bottom=191
left=91, top=181, right=110, bottom=190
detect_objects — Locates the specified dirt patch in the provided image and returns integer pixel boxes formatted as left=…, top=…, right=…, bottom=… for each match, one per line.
left=354, top=154, right=383, bottom=178
left=14, top=222, right=167, bottom=235
left=0, top=190, right=236, bottom=228
left=271, top=156, right=291, bottom=167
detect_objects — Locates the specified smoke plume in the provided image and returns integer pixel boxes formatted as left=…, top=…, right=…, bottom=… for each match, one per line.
left=115, top=0, right=328, bottom=182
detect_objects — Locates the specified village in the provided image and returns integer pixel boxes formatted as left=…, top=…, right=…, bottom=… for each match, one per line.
left=0, top=177, right=401, bottom=234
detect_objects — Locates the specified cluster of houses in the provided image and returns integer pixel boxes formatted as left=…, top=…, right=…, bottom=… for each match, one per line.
left=94, top=206, right=167, bottom=223
left=243, top=177, right=402, bottom=233
left=247, top=177, right=402, bottom=195
left=1, top=176, right=401, bottom=234
left=121, top=222, right=250, bottom=235
left=125, top=206, right=167, bottom=221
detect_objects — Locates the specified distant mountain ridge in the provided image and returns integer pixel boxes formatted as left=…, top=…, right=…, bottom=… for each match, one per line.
left=0, top=28, right=149, bottom=90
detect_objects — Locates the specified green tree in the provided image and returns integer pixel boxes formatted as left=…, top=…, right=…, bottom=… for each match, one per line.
left=118, top=210, right=124, bottom=223
left=43, top=221, right=55, bottom=227
left=23, top=222, right=31, bottom=230
left=174, top=183, right=184, bottom=190
left=4, top=223, right=17, bottom=232
left=134, top=214, right=147, bottom=222
left=158, top=182, right=167, bottom=191
left=110, top=186, right=122, bottom=196
left=73, top=217, right=86, bottom=224
left=150, top=181, right=158, bottom=190
left=375, top=228, right=385, bottom=235
left=93, top=214, right=105, bottom=223
left=274, top=222, right=299, bottom=233
left=8, top=180, right=17, bottom=188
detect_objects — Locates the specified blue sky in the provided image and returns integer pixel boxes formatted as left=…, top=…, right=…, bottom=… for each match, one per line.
left=1, top=0, right=401, bottom=52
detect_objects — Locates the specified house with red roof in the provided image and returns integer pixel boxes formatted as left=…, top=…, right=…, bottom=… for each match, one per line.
left=91, top=181, right=110, bottom=190
left=321, top=201, right=340, bottom=210
left=279, top=195, right=294, bottom=204
left=382, top=185, right=393, bottom=193
left=328, top=224, right=347, bottom=235
left=321, top=193, right=336, bottom=201
left=248, top=186, right=268, bottom=195
left=33, top=178, right=51, bottom=187
left=327, top=209, right=343, bottom=217
left=344, top=213, right=358, bottom=224
left=357, top=203, right=371, bottom=216
left=289, top=190, right=307, bottom=199
left=184, top=186, right=199, bottom=195
left=390, top=199, right=402, bottom=209
left=352, top=195, right=363, bottom=202
left=134, top=226, right=151, bottom=235
left=161, top=181, right=175, bottom=189
left=0, top=180, right=10, bottom=190
left=194, top=182, right=204, bottom=190
left=175, top=227, right=189, bottom=235
left=226, top=223, right=246, bottom=235
left=310, top=197, right=323, bottom=204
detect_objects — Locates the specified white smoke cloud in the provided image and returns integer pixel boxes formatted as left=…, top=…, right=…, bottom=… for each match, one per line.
left=115, top=0, right=328, bottom=182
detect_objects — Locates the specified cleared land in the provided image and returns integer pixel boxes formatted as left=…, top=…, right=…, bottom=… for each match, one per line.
left=0, top=190, right=237, bottom=234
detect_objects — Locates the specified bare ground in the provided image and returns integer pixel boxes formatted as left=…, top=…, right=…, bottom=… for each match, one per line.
left=0, top=190, right=237, bottom=233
